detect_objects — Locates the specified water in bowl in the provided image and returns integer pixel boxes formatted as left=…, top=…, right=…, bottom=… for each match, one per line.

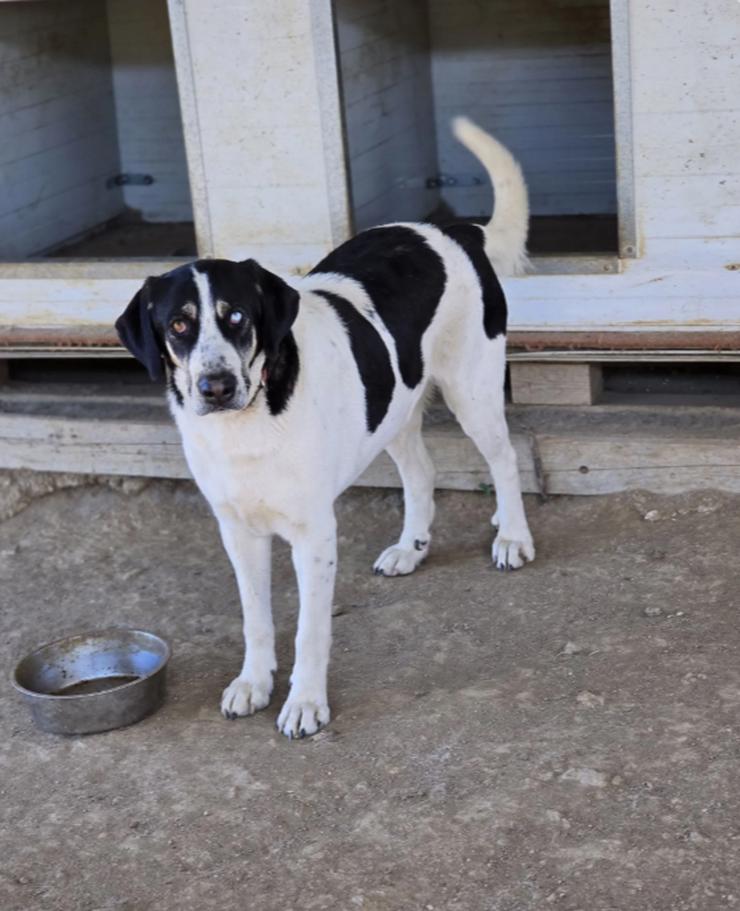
left=51, top=675, right=140, bottom=697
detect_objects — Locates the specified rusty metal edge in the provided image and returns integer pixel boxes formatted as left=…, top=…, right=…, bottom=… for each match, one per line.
left=507, top=331, right=740, bottom=353
left=2, top=327, right=740, bottom=354
left=0, top=328, right=121, bottom=347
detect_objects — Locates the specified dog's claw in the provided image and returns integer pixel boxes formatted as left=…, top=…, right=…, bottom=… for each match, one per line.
left=276, top=698, right=330, bottom=739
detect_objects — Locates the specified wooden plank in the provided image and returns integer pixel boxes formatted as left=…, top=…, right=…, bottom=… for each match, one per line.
left=510, top=362, right=602, bottom=405
left=0, top=411, right=538, bottom=493
left=541, top=435, right=740, bottom=496
left=1, top=408, right=740, bottom=496
left=0, top=414, right=188, bottom=479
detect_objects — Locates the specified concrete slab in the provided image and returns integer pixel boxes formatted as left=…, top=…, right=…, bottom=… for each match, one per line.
left=1, top=478, right=739, bottom=910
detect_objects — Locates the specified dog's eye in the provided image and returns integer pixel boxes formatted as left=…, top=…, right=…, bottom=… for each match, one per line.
left=227, top=310, right=244, bottom=327
left=170, top=318, right=189, bottom=336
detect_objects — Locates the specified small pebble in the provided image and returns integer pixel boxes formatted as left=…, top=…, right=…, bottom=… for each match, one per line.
left=560, top=767, right=608, bottom=788
left=644, top=606, right=663, bottom=617
left=644, top=510, right=661, bottom=522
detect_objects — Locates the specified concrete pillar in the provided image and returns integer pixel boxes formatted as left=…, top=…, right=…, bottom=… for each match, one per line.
left=168, top=0, right=350, bottom=273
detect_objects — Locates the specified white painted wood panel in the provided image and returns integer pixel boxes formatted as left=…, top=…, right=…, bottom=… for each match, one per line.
left=428, top=0, right=617, bottom=218
left=106, top=0, right=193, bottom=223
left=0, top=0, right=123, bottom=258
left=334, top=0, right=439, bottom=229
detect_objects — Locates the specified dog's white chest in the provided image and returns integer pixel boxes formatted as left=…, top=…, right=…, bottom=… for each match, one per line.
left=176, top=409, right=301, bottom=536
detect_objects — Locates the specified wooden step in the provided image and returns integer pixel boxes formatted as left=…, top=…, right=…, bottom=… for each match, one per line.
left=1, top=384, right=740, bottom=496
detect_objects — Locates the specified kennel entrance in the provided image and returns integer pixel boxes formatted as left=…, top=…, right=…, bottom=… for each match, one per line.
left=334, top=0, right=621, bottom=259
left=0, top=0, right=196, bottom=261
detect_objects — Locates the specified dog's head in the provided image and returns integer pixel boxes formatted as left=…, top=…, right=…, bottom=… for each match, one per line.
left=115, top=259, right=299, bottom=415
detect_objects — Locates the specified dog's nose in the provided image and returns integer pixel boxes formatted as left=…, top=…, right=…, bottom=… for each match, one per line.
left=197, top=372, right=236, bottom=406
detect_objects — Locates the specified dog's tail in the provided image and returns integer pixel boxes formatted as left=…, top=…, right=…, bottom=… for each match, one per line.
left=452, top=116, right=530, bottom=276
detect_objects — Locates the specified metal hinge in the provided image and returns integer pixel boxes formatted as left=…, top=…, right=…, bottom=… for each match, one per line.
left=106, top=173, right=154, bottom=189
left=427, top=172, right=485, bottom=189
left=395, top=173, right=485, bottom=190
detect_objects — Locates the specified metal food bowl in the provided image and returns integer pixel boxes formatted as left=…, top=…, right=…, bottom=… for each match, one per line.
left=12, top=628, right=170, bottom=735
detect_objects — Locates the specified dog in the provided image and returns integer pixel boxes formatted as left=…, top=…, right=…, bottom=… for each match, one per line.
left=115, top=117, right=534, bottom=738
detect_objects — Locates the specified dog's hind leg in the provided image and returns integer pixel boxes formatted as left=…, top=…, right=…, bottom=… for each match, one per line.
left=439, top=336, right=534, bottom=571
left=217, top=522, right=276, bottom=719
left=373, top=401, right=436, bottom=576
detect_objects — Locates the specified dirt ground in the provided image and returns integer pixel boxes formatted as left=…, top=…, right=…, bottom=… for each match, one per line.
left=2, top=476, right=740, bottom=911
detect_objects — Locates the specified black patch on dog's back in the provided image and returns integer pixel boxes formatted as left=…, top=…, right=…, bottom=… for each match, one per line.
left=313, top=290, right=395, bottom=433
left=310, top=226, right=446, bottom=388
left=439, top=223, right=507, bottom=339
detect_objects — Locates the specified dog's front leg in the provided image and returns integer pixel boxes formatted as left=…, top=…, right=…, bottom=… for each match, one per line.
left=217, top=519, right=276, bottom=719
left=276, top=515, right=337, bottom=739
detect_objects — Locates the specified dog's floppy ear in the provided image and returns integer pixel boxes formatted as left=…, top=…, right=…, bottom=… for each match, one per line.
left=240, top=260, right=299, bottom=359
left=115, top=278, right=165, bottom=381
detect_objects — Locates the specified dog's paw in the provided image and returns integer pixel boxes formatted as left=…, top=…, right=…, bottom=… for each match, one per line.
left=373, top=539, right=429, bottom=576
left=276, top=697, right=330, bottom=739
left=221, top=675, right=272, bottom=720
left=492, top=530, right=535, bottom=571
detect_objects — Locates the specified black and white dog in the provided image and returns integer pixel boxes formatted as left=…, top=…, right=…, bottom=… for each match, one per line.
left=116, top=118, right=534, bottom=738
